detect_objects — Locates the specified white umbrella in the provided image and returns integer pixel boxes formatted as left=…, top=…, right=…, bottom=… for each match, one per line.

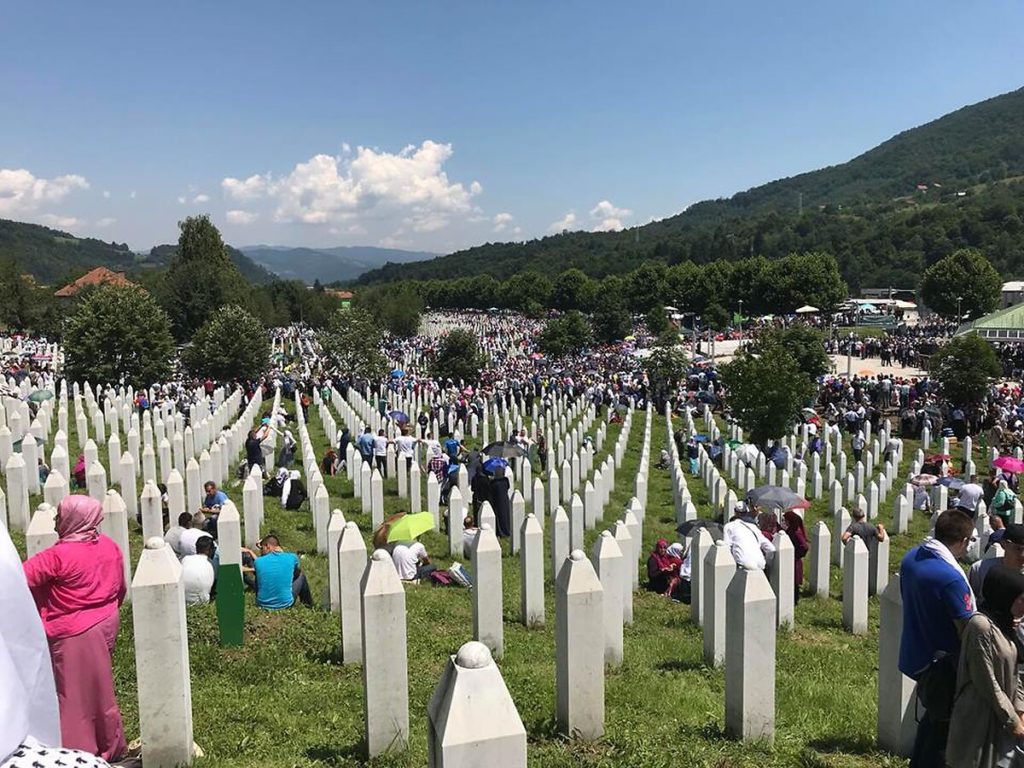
left=795, top=305, right=819, bottom=314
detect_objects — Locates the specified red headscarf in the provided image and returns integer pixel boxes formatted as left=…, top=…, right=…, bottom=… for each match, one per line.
left=55, top=495, right=103, bottom=543
left=650, top=538, right=680, bottom=571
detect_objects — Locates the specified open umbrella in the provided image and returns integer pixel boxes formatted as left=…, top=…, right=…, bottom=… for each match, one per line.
left=993, top=456, right=1024, bottom=474
left=482, top=457, right=509, bottom=474
left=676, top=519, right=724, bottom=541
left=911, top=473, right=940, bottom=487
left=390, top=369, right=406, bottom=378
left=27, top=389, right=53, bottom=403
left=696, top=391, right=717, bottom=404
left=926, top=454, right=952, bottom=463
left=734, top=443, right=759, bottom=465
left=388, top=410, right=410, bottom=423
left=386, top=512, right=435, bottom=543
left=482, top=441, right=525, bottom=459
left=938, top=476, right=965, bottom=491
left=794, top=305, right=819, bottom=314
left=746, top=485, right=809, bottom=510
left=692, top=434, right=710, bottom=443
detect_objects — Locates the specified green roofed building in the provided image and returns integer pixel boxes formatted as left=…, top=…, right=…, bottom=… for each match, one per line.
left=955, top=302, right=1024, bottom=342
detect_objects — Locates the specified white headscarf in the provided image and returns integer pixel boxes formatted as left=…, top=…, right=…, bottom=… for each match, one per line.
left=0, top=520, right=60, bottom=758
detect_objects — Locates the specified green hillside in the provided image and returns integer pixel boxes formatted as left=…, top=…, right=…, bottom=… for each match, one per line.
left=0, top=218, right=274, bottom=285
left=358, top=86, right=1024, bottom=288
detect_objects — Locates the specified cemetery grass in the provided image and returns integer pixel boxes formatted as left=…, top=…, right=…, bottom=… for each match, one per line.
left=17, top=402, right=923, bottom=767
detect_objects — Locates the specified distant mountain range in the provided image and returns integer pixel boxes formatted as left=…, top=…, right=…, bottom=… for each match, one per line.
left=240, top=245, right=439, bottom=284
left=0, top=217, right=436, bottom=287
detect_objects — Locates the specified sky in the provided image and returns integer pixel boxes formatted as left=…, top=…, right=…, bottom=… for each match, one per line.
left=1, top=1, right=1023, bottom=255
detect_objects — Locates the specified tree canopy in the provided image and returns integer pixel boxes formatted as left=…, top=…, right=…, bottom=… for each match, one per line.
left=318, top=309, right=387, bottom=378
left=63, top=286, right=175, bottom=387
left=751, top=325, right=830, bottom=380
left=182, top=305, right=268, bottom=382
left=920, top=248, right=1002, bottom=321
left=720, top=343, right=815, bottom=446
left=431, top=328, right=485, bottom=383
left=538, top=311, right=592, bottom=357
left=930, top=333, right=1002, bottom=406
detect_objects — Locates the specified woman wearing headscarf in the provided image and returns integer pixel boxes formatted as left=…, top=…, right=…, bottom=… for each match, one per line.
left=947, top=567, right=1024, bottom=768
left=22, top=495, right=127, bottom=762
left=0, top=520, right=110, bottom=767
left=992, top=479, right=1018, bottom=528
left=647, top=539, right=682, bottom=597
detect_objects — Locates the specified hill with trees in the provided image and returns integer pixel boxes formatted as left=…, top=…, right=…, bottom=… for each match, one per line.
left=358, top=86, right=1024, bottom=291
left=241, top=244, right=438, bottom=284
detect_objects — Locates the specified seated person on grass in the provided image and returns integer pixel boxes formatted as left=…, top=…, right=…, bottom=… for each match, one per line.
left=243, top=534, right=313, bottom=609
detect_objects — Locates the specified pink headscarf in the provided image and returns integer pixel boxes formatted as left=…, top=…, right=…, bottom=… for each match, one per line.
left=55, top=495, right=103, bottom=543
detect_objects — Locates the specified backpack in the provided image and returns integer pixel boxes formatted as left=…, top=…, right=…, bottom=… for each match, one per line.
left=448, top=562, right=473, bottom=588
left=429, top=570, right=453, bottom=586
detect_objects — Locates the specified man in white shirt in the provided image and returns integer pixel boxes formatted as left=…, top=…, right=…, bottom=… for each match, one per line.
left=724, top=502, right=776, bottom=571
left=391, top=540, right=432, bottom=581
left=181, top=535, right=216, bottom=605
left=178, top=522, right=209, bottom=558
left=956, top=475, right=984, bottom=515
left=395, top=433, right=417, bottom=472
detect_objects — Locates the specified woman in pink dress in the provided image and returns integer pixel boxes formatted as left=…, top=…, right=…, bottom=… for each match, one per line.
left=22, top=495, right=127, bottom=762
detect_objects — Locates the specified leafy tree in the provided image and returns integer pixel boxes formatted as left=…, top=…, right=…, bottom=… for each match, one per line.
left=157, top=216, right=248, bottom=340
left=63, top=286, right=175, bottom=387
left=551, top=269, right=597, bottom=312
left=720, top=343, right=815, bottom=446
left=930, top=333, right=1001, bottom=405
left=643, top=335, right=688, bottom=407
left=702, top=303, right=730, bottom=331
left=590, top=296, right=631, bottom=345
left=182, top=305, right=268, bottom=381
left=920, top=248, right=1002, bottom=320
left=752, top=326, right=830, bottom=380
left=538, top=311, right=592, bottom=357
left=503, top=271, right=553, bottom=311
left=432, top=328, right=485, bottom=383
left=645, top=305, right=670, bottom=337
left=318, top=309, right=387, bottom=378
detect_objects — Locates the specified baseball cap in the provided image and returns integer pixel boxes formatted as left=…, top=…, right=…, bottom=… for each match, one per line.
left=1004, top=523, right=1024, bottom=546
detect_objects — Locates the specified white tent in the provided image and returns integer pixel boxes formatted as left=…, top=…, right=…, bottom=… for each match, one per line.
left=795, top=305, right=819, bottom=314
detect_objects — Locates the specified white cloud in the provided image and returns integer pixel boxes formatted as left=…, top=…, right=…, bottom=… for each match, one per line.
left=589, top=199, right=632, bottom=232
left=95, top=217, right=117, bottom=228
left=492, top=212, right=514, bottom=232
left=0, top=168, right=89, bottom=216
left=129, top=190, right=137, bottom=199
left=548, top=212, right=578, bottom=233
left=36, top=213, right=82, bottom=229
left=225, top=209, right=259, bottom=225
left=221, top=140, right=481, bottom=233
left=102, top=190, right=111, bottom=199
left=177, top=196, right=186, bottom=204
left=193, top=193, right=210, bottom=204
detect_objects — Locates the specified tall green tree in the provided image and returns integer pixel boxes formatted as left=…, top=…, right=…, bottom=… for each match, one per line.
left=643, top=334, right=688, bottom=405
left=720, top=343, right=815, bottom=446
left=432, top=328, right=485, bottom=383
left=590, top=294, right=632, bottom=345
left=318, top=309, right=387, bottom=378
left=182, top=305, right=268, bottom=381
left=751, top=326, right=830, bottom=380
left=551, top=268, right=597, bottom=312
left=930, top=333, right=1002, bottom=405
left=158, top=215, right=248, bottom=339
left=538, top=311, right=593, bottom=357
left=920, top=248, right=1002, bottom=320
left=63, top=286, right=175, bottom=387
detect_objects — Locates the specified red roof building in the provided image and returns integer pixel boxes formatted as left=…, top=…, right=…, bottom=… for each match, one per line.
left=54, top=267, right=137, bottom=297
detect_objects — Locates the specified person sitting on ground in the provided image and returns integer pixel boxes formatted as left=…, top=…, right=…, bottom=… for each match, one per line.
left=461, top=515, right=478, bottom=559
left=391, top=537, right=435, bottom=582
left=72, top=453, right=86, bottom=489
left=38, top=457, right=50, bottom=486
left=181, top=535, right=216, bottom=606
left=247, top=534, right=313, bottom=610
left=178, top=511, right=210, bottom=557
left=724, top=502, right=776, bottom=571
left=946, top=567, right=1024, bottom=768
left=321, top=447, right=338, bottom=476
left=668, top=541, right=691, bottom=603
left=163, top=511, right=193, bottom=558
left=841, top=507, right=886, bottom=547
left=200, top=480, right=228, bottom=538
left=655, top=448, right=670, bottom=470
left=647, top=538, right=682, bottom=597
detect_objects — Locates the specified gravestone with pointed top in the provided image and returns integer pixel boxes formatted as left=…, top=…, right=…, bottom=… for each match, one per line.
left=703, top=541, right=736, bottom=667
left=591, top=531, right=623, bottom=667
left=877, top=574, right=917, bottom=756
left=339, top=521, right=367, bottom=664
left=472, top=525, right=504, bottom=659
left=724, top=567, right=776, bottom=742
left=520, top=514, right=544, bottom=627
left=842, top=537, right=869, bottom=634
left=555, top=550, right=604, bottom=741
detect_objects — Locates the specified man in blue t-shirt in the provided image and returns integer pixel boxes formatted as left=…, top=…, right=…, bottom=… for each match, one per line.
left=357, top=427, right=375, bottom=464
left=251, top=534, right=313, bottom=610
left=899, top=510, right=976, bottom=768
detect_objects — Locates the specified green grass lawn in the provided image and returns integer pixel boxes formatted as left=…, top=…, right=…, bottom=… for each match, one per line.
left=13, top=400, right=931, bottom=767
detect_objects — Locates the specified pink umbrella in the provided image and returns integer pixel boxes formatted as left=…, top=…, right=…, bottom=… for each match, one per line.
left=993, top=456, right=1024, bottom=474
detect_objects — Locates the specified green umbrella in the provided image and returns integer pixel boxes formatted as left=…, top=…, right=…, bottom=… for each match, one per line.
left=28, top=390, right=54, bottom=403
left=386, top=512, right=435, bottom=543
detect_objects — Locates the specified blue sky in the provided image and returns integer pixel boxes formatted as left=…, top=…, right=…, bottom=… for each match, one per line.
left=1, top=1, right=1022, bottom=253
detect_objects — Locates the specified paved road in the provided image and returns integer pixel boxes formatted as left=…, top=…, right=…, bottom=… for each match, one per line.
left=697, top=338, right=928, bottom=378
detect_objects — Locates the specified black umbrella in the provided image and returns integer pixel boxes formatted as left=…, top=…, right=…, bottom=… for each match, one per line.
left=482, top=440, right=526, bottom=459
left=676, top=519, right=724, bottom=541
left=696, top=391, right=717, bottom=404
left=746, top=485, right=809, bottom=510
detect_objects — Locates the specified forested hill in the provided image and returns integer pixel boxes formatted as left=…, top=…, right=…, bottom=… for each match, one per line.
left=357, top=86, right=1024, bottom=289
left=0, top=218, right=274, bottom=285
